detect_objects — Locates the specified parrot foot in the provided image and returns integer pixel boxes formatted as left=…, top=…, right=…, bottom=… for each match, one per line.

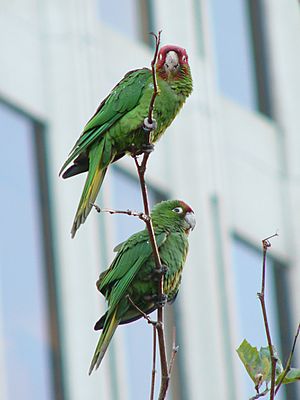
left=156, top=293, right=168, bottom=307
left=142, top=143, right=155, bottom=154
left=152, top=264, right=168, bottom=280
left=143, top=117, right=157, bottom=132
left=145, top=293, right=168, bottom=307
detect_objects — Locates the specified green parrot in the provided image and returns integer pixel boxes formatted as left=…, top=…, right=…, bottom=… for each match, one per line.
left=89, top=199, right=196, bottom=374
left=59, top=45, right=193, bottom=237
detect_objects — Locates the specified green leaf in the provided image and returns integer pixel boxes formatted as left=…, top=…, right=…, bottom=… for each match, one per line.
left=237, top=339, right=267, bottom=384
left=260, top=345, right=284, bottom=377
left=236, top=339, right=283, bottom=386
left=277, top=368, right=300, bottom=385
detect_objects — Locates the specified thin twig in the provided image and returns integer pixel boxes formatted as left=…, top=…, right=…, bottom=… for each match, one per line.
left=168, top=327, right=179, bottom=375
left=133, top=156, right=162, bottom=268
left=150, top=325, right=157, bottom=400
left=260, top=233, right=278, bottom=295
left=91, top=202, right=149, bottom=222
left=126, top=293, right=158, bottom=400
left=126, top=295, right=156, bottom=326
left=147, top=31, right=162, bottom=125
left=133, top=151, right=170, bottom=400
left=275, top=322, right=300, bottom=395
left=255, top=373, right=264, bottom=393
left=126, top=294, right=158, bottom=400
left=250, top=387, right=270, bottom=400
left=257, top=233, right=278, bottom=400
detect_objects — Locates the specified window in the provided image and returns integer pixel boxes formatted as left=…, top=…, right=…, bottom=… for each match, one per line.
left=232, top=237, right=297, bottom=400
left=210, top=0, right=258, bottom=110
left=98, top=0, right=154, bottom=46
left=0, top=102, right=62, bottom=400
left=248, top=0, right=273, bottom=117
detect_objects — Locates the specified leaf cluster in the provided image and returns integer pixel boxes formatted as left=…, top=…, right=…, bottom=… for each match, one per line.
left=237, top=339, right=300, bottom=397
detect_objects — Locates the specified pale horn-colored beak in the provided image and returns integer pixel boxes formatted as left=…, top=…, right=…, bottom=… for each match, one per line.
left=184, top=212, right=196, bottom=231
left=164, top=51, right=180, bottom=73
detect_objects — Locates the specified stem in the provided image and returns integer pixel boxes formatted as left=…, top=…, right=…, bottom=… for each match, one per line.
left=147, top=31, right=162, bottom=125
left=91, top=203, right=149, bottom=223
left=126, top=295, right=156, bottom=325
left=133, top=156, right=162, bottom=268
left=168, top=328, right=179, bottom=375
left=126, top=294, right=158, bottom=400
left=250, top=387, right=270, bottom=400
left=275, top=323, right=300, bottom=395
left=257, top=234, right=278, bottom=400
left=150, top=325, right=157, bottom=400
left=133, top=153, right=170, bottom=400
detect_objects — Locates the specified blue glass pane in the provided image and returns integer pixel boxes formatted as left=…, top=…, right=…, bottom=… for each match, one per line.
left=110, top=168, right=145, bottom=243
left=210, top=0, right=257, bottom=110
left=98, top=0, right=139, bottom=41
left=109, top=167, right=162, bottom=400
left=232, top=239, right=285, bottom=400
left=0, top=103, right=52, bottom=400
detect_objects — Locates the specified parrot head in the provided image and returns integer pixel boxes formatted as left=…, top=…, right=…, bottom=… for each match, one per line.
left=151, top=200, right=196, bottom=234
left=156, top=45, right=190, bottom=79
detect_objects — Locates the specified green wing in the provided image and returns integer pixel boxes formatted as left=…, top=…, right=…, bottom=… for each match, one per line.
left=89, top=230, right=166, bottom=374
left=60, top=68, right=151, bottom=174
left=98, top=231, right=167, bottom=313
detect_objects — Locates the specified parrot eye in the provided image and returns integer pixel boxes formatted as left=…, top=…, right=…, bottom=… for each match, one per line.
left=182, top=55, right=187, bottom=62
left=159, top=53, right=163, bottom=61
left=172, top=207, right=183, bottom=214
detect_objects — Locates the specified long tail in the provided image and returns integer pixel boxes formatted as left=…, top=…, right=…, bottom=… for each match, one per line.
left=89, top=309, right=119, bottom=375
left=71, top=140, right=112, bottom=238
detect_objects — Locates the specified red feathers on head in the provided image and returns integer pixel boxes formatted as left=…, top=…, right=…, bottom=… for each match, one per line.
left=179, top=200, right=194, bottom=214
left=156, top=45, right=189, bottom=70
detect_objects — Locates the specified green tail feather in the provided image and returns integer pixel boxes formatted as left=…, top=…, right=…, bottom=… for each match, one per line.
left=71, top=140, right=112, bottom=238
left=89, top=310, right=119, bottom=375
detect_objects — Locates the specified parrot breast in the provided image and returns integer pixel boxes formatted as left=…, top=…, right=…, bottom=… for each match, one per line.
left=106, top=70, right=192, bottom=153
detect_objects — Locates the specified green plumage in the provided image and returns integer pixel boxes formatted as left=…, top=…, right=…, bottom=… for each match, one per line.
left=60, top=45, right=193, bottom=237
left=89, top=199, right=195, bottom=374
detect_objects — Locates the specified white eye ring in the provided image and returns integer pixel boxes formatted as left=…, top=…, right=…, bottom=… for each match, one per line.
left=172, top=207, right=183, bottom=214
left=159, top=53, right=163, bottom=60
left=182, top=55, right=186, bottom=62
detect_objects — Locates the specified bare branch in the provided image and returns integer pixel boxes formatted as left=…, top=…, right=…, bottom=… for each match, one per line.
left=91, top=202, right=149, bottom=222
left=250, top=387, right=270, bottom=400
left=133, top=152, right=170, bottom=400
left=150, top=325, right=157, bottom=400
left=147, top=31, right=162, bottom=125
left=257, top=233, right=278, bottom=400
left=168, top=328, right=179, bottom=376
left=133, top=156, right=162, bottom=267
left=275, top=322, right=300, bottom=395
left=263, top=232, right=279, bottom=243
left=126, top=292, right=159, bottom=400
left=126, top=293, right=159, bottom=400
left=255, top=373, right=264, bottom=393
left=126, top=295, right=156, bottom=326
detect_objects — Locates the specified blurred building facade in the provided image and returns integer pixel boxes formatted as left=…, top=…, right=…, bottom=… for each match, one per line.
left=0, top=0, right=299, bottom=399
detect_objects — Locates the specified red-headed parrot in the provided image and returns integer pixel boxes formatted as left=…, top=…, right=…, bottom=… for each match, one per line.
left=89, top=199, right=196, bottom=374
left=59, top=45, right=193, bottom=237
